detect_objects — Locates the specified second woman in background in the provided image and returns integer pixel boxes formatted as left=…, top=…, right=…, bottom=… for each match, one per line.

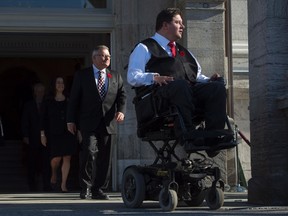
left=41, top=76, right=77, bottom=192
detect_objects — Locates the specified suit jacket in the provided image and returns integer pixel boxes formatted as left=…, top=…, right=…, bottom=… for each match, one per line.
left=67, top=66, right=126, bottom=134
left=21, top=99, right=44, bottom=147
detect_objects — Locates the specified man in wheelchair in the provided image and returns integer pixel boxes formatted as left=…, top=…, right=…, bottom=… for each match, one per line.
left=127, top=8, right=236, bottom=156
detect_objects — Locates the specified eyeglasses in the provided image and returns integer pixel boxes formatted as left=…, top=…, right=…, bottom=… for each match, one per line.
left=95, top=54, right=111, bottom=59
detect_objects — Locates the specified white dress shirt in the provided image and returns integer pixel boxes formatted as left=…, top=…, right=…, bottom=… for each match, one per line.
left=127, top=33, right=209, bottom=87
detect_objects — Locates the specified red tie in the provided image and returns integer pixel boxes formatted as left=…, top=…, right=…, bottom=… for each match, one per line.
left=168, top=41, right=176, bottom=57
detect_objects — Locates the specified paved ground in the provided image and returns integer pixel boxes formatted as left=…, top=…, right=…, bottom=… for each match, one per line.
left=0, top=192, right=288, bottom=216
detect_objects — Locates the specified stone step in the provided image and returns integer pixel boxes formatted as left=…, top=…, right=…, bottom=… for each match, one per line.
left=0, top=140, right=80, bottom=193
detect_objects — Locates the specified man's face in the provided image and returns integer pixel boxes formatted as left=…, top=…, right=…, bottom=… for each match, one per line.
left=34, top=86, right=45, bottom=101
left=92, top=48, right=111, bottom=70
left=166, top=14, right=185, bottom=41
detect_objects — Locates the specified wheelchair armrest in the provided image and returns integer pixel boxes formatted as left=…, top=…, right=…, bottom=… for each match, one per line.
left=132, top=84, right=173, bottom=130
left=132, top=85, right=158, bottom=104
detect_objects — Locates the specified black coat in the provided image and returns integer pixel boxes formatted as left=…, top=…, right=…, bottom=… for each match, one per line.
left=21, top=100, right=44, bottom=147
left=67, top=67, right=126, bottom=134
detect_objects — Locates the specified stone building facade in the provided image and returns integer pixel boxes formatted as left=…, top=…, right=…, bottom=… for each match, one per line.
left=0, top=0, right=251, bottom=191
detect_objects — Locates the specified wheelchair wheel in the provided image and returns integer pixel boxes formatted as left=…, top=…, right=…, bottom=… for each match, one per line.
left=159, top=188, right=178, bottom=211
left=184, top=190, right=206, bottom=207
left=205, top=187, right=224, bottom=210
left=121, top=166, right=146, bottom=208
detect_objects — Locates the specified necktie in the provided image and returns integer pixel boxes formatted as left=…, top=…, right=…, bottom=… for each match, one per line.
left=98, top=71, right=106, bottom=100
left=168, top=41, right=176, bottom=57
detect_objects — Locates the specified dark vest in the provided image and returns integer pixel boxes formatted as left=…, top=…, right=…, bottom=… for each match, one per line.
left=141, top=38, right=198, bottom=83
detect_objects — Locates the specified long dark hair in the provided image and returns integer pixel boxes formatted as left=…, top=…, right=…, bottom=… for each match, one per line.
left=47, top=76, right=68, bottom=100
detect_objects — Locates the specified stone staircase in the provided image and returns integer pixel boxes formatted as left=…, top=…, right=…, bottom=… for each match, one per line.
left=0, top=140, right=29, bottom=193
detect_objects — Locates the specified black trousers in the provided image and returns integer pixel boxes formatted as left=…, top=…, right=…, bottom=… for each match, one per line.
left=155, top=79, right=226, bottom=130
left=79, top=128, right=113, bottom=192
left=192, top=81, right=227, bottom=130
left=27, top=144, right=51, bottom=191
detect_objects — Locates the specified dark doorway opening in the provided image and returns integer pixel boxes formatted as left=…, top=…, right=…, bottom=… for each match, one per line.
left=0, top=32, right=111, bottom=193
left=0, top=57, right=84, bottom=193
left=0, top=57, right=84, bottom=140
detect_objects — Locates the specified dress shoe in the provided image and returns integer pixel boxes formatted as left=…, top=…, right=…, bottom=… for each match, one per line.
left=205, top=134, right=235, bottom=157
left=217, top=134, right=234, bottom=144
left=80, top=188, right=91, bottom=199
left=205, top=134, right=234, bottom=146
left=91, top=189, right=109, bottom=200
left=206, top=150, right=220, bottom=158
left=61, top=185, right=68, bottom=193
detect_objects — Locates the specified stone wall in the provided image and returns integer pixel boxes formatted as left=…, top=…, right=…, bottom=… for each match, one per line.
left=248, top=0, right=288, bottom=205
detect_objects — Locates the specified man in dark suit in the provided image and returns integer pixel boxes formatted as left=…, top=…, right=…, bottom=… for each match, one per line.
left=21, top=83, right=51, bottom=192
left=67, top=45, right=126, bottom=200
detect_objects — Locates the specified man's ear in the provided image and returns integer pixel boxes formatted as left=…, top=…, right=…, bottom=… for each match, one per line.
left=162, top=22, right=169, bottom=29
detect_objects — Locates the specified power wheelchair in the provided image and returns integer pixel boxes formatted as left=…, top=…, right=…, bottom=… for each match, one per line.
left=121, top=85, right=238, bottom=211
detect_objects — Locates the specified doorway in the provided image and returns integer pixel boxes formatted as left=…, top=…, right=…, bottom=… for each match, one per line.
left=0, top=32, right=110, bottom=192
left=0, top=57, right=84, bottom=139
left=0, top=32, right=110, bottom=140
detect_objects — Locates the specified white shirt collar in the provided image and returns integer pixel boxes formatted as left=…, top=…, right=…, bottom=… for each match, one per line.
left=152, top=33, right=172, bottom=48
left=92, top=64, right=106, bottom=74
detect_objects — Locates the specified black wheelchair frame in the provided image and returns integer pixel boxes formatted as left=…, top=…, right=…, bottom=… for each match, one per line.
left=121, top=86, right=238, bottom=211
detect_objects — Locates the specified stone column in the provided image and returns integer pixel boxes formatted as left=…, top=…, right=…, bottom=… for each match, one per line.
left=248, top=0, right=288, bottom=205
left=184, top=0, right=226, bottom=75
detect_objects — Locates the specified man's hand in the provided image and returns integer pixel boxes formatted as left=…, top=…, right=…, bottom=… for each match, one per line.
left=154, top=75, right=174, bottom=86
left=115, top=112, right=125, bottom=122
left=41, top=135, right=47, bottom=147
left=67, top=123, right=77, bottom=135
left=210, top=73, right=221, bottom=81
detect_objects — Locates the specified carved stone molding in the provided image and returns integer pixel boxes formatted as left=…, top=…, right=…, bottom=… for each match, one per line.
left=0, top=8, right=114, bottom=32
left=0, top=33, right=110, bottom=57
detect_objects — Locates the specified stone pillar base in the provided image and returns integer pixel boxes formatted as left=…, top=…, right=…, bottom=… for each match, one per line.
left=248, top=175, right=288, bottom=205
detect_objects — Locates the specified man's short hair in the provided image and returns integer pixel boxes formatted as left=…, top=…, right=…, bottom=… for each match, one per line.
left=92, top=45, right=110, bottom=57
left=155, top=8, right=182, bottom=31
left=33, top=82, right=45, bottom=92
